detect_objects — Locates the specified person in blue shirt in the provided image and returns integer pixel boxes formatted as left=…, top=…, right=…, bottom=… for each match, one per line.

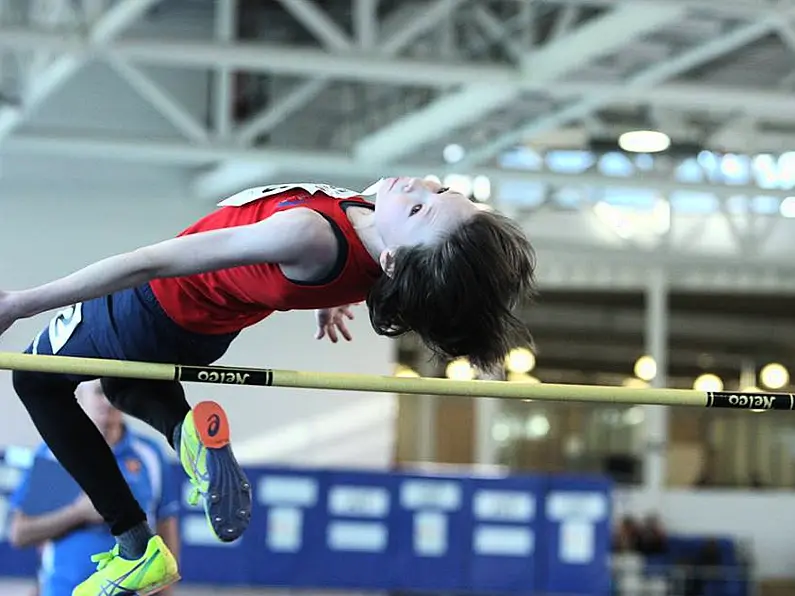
left=6, top=380, right=181, bottom=596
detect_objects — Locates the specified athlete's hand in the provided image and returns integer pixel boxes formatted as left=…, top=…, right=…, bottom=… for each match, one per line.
left=314, top=305, right=356, bottom=343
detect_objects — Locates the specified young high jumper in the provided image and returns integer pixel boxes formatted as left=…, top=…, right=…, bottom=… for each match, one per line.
left=0, top=177, right=537, bottom=595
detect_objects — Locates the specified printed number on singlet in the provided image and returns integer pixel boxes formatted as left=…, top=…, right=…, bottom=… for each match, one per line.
left=47, top=302, right=83, bottom=355
left=218, top=183, right=362, bottom=207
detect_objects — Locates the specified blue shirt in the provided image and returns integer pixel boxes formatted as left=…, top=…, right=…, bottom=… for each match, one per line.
left=8, top=429, right=179, bottom=596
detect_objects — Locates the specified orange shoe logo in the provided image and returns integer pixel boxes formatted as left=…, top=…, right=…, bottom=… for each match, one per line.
left=207, top=414, right=221, bottom=437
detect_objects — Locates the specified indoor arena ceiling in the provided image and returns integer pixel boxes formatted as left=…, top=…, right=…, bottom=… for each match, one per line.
left=1, top=0, right=795, bottom=196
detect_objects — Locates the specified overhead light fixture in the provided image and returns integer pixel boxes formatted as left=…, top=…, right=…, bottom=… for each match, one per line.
left=507, top=372, right=540, bottom=384
left=780, top=197, right=795, bottom=218
left=443, top=143, right=465, bottom=164
left=618, top=130, right=671, bottom=154
left=445, top=357, right=475, bottom=380
left=394, top=365, right=420, bottom=378
left=472, top=176, right=492, bottom=201
left=633, top=355, right=657, bottom=382
left=505, top=347, right=536, bottom=374
left=443, top=173, right=473, bottom=196
left=623, top=407, right=645, bottom=425
left=693, top=373, right=723, bottom=392
left=760, top=363, right=789, bottom=389
left=525, top=414, right=550, bottom=439
left=492, top=422, right=511, bottom=442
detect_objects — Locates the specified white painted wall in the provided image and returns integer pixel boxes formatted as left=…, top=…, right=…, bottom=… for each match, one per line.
left=0, top=185, right=396, bottom=469
left=615, top=488, right=795, bottom=579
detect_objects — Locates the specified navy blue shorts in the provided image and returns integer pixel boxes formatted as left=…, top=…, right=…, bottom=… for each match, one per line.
left=24, top=283, right=239, bottom=383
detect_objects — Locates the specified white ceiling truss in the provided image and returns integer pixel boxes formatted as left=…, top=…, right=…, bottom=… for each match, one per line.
left=1, top=0, right=795, bottom=287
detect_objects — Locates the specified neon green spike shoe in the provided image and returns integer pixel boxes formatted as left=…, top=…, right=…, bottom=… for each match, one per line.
left=177, top=400, right=252, bottom=542
left=72, top=535, right=179, bottom=596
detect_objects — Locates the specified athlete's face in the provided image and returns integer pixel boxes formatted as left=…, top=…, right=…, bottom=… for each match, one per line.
left=373, top=177, right=477, bottom=250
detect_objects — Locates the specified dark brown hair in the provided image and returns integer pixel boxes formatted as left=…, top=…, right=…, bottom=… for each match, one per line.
left=366, top=210, right=537, bottom=372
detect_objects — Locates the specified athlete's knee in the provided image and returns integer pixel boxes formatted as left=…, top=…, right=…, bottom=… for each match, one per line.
left=12, top=369, right=50, bottom=401
left=100, top=377, right=131, bottom=411
left=100, top=377, right=179, bottom=414
left=102, top=377, right=184, bottom=405
left=13, top=368, right=75, bottom=404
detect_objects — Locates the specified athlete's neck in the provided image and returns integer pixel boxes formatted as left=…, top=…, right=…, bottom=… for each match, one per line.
left=346, top=206, right=386, bottom=264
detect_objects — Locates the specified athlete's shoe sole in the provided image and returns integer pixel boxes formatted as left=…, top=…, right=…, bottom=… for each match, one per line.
left=182, top=401, right=252, bottom=542
left=137, top=573, right=182, bottom=596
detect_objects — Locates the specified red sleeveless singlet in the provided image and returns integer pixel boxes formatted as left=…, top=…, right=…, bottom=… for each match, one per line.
left=148, top=183, right=382, bottom=334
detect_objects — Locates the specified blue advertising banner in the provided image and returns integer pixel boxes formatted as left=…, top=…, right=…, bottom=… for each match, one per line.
left=391, top=473, right=470, bottom=592
left=0, top=449, right=615, bottom=595
left=537, top=475, right=612, bottom=596
left=467, top=474, right=544, bottom=594
left=310, top=469, right=396, bottom=589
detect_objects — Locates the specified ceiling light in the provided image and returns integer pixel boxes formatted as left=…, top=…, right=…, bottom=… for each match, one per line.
left=693, top=373, right=723, bottom=392
left=443, top=174, right=473, bottom=196
left=394, top=365, right=420, bottom=378
left=525, top=414, right=550, bottom=439
left=472, top=176, right=492, bottom=201
left=506, top=347, right=536, bottom=374
left=618, top=130, right=671, bottom=154
left=443, top=143, right=465, bottom=164
left=446, top=358, right=475, bottom=380
left=780, top=197, right=795, bottom=218
left=633, top=355, right=657, bottom=381
left=760, top=363, right=789, bottom=389
left=507, top=372, right=540, bottom=384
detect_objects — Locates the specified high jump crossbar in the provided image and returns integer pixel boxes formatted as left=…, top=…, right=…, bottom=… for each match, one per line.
left=0, top=352, right=792, bottom=412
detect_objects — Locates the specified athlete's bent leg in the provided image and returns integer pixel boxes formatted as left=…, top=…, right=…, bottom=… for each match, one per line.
left=101, top=377, right=252, bottom=542
left=100, top=377, right=190, bottom=443
left=15, top=300, right=181, bottom=596
left=11, top=369, right=147, bottom=536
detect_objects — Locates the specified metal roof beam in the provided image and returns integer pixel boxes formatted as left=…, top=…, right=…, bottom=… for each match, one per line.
left=192, top=0, right=461, bottom=199
left=0, top=24, right=667, bottom=88
left=0, top=0, right=163, bottom=145
left=0, top=24, right=792, bottom=118
left=212, top=0, right=237, bottom=138
left=9, top=130, right=795, bottom=201
left=274, top=0, right=352, bottom=51
left=458, top=17, right=780, bottom=168
left=520, top=0, right=787, bottom=19
left=351, top=4, right=685, bottom=163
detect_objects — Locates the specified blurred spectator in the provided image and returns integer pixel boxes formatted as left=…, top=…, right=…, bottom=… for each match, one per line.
left=682, top=538, right=723, bottom=596
left=695, top=447, right=717, bottom=487
left=612, top=514, right=640, bottom=552
left=637, top=514, right=668, bottom=556
left=6, top=380, right=180, bottom=596
left=748, top=471, right=765, bottom=488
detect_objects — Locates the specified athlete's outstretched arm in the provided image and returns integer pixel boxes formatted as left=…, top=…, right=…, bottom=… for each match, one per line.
left=0, top=208, right=334, bottom=326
